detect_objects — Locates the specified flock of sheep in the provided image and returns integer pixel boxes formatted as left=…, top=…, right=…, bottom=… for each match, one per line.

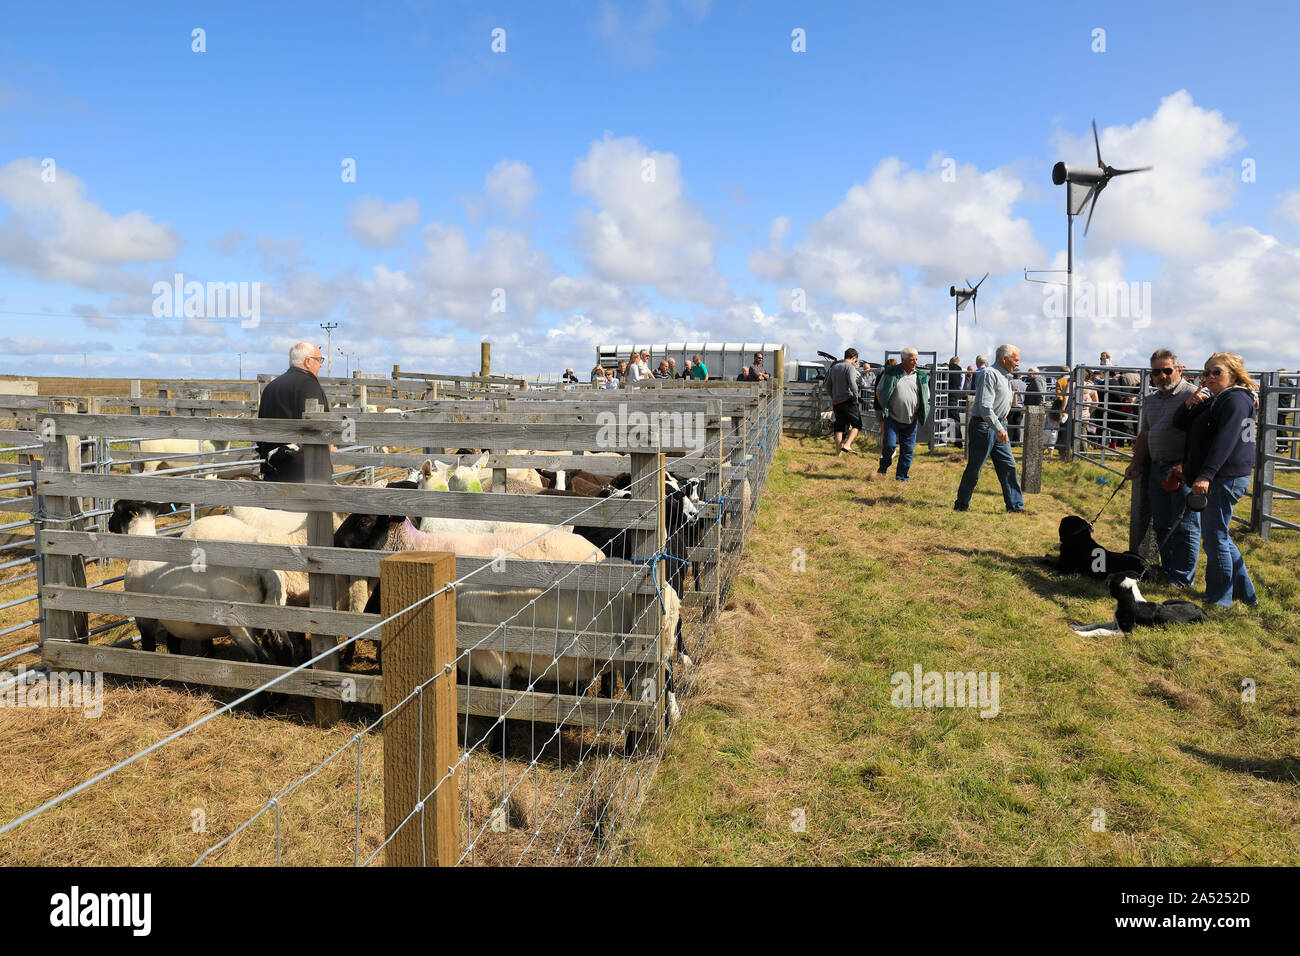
left=106, top=450, right=727, bottom=729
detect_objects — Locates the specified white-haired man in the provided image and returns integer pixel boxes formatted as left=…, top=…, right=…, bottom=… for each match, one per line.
left=954, top=343, right=1029, bottom=513
left=257, top=341, right=330, bottom=482
left=873, top=347, right=930, bottom=482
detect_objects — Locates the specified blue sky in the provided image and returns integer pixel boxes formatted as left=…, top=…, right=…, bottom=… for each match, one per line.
left=3, top=0, right=1299, bottom=379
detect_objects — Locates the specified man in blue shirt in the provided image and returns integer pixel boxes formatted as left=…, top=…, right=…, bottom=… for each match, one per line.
left=954, top=343, right=1029, bottom=513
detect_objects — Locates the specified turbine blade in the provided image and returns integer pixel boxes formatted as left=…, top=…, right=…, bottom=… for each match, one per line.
left=974, top=271, right=989, bottom=290
left=1083, top=182, right=1104, bottom=236
left=973, top=295, right=978, bottom=326
left=1109, top=165, right=1154, bottom=176
left=1093, top=119, right=1103, bottom=167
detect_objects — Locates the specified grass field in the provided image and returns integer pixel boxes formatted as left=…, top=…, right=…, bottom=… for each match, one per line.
left=1, top=409, right=1296, bottom=866
left=628, top=434, right=1300, bottom=865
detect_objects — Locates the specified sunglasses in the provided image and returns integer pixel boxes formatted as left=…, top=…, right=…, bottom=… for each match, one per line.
left=1202, top=369, right=1225, bottom=377
left=1150, top=367, right=1175, bottom=377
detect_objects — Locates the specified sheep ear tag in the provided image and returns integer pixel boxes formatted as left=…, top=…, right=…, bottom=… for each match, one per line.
left=472, top=453, right=488, bottom=470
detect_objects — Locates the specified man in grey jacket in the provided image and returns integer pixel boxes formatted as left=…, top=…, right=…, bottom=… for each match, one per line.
left=954, top=343, right=1029, bottom=513
left=827, top=348, right=865, bottom=457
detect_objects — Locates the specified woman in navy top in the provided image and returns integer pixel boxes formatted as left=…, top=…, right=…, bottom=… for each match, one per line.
left=1173, top=353, right=1259, bottom=608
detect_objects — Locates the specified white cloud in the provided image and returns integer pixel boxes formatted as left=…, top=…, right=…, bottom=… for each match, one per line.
left=750, top=153, right=1042, bottom=309
left=346, top=196, right=421, bottom=248
left=416, top=223, right=552, bottom=326
left=210, top=231, right=247, bottom=256
left=484, top=160, right=539, bottom=217
left=0, top=336, right=113, bottom=355
left=0, top=158, right=179, bottom=291
left=572, top=134, right=727, bottom=303
left=1277, top=189, right=1300, bottom=230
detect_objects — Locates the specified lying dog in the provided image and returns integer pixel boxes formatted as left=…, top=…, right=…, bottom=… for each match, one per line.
left=1071, top=573, right=1208, bottom=636
left=1052, top=515, right=1149, bottom=580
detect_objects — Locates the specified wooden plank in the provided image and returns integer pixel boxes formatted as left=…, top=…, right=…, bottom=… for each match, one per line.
left=44, top=585, right=372, bottom=636
left=461, top=684, right=647, bottom=727
left=95, top=398, right=256, bottom=412
left=43, top=412, right=713, bottom=453
left=43, top=585, right=658, bottom=660
left=333, top=452, right=630, bottom=471
left=41, top=530, right=659, bottom=592
left=42, top=640, right=380, bottom=703
left=394, top=370, right=527, bottom=386
left=36, top=473, right=659, bottom=530
left=43, top=413, right=340, bottom=444
left=382, top=550, right=457, bottom=866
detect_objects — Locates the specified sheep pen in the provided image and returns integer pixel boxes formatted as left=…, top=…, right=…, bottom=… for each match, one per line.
left=0, top=376, right=779, bottom=866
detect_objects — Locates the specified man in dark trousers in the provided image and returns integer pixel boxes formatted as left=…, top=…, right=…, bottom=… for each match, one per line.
left=826, top=348, right=864, bottom=457
left=257, top=341, right=330, bottom=482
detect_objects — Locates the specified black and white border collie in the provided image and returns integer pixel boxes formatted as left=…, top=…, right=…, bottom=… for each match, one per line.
left=1053, top=515, right=1149, bottom=581
left=1071, top=573, right=1208, bottom=636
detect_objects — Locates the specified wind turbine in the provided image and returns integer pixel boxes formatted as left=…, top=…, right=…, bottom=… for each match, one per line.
left=1051, top=119, right=1153, bottom=368
left=948, top=272, right=989, bottom=359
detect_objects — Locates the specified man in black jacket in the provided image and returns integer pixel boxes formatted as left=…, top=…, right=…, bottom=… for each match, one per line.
left=257, top=342, right=330, bottom=482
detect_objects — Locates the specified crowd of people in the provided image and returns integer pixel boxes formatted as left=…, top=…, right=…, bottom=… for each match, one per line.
left=824, top=343, right=1262, bottom=611
left=936, top=352, right=1158, bottom=456
left=586, top=350, right=771, bottom=387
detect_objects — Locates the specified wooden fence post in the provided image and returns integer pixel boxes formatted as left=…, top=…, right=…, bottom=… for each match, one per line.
left=303, top=399, right=341, bottom=725
left=1021, top=405, right=1044, bottom=494
left=625, top=448, right=665, bottom=756
left=39, top=404, right=88, bottom=643
left=382, top=550, right=458, bottom=867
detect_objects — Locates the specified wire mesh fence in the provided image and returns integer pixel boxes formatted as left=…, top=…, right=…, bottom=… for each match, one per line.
left=0, top=381, right=779, bottom=866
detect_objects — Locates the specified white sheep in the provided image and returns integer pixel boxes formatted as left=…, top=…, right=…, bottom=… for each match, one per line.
left=455, top=577, right=685, bottom=725
left=410, top=458, right=572, bottom=535
left=137, top=439, right=232, bottom=473
left=108, top=501, right=292, bottom=664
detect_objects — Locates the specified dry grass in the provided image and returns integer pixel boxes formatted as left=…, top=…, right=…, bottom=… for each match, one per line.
left=628, top=434, right=1300, bottom=865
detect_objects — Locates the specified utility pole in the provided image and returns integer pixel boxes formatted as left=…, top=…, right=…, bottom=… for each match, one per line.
left=338, top=347, right=352, bottom=378
left=236, top=351, right=247, bottom=380
left=320, top=322, right=339, bottom=376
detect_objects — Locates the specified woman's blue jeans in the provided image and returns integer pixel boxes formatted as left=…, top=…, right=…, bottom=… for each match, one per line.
left=1201, top=474, right=1256, bottom=608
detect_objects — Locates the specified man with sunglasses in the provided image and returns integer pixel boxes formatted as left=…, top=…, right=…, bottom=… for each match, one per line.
left=1125, top=348, right=1199, bottom=587
left=256, top=341, right=331, bottom=482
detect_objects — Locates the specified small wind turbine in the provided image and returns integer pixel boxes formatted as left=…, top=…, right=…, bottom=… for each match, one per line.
left=948, top=272, right=988, bottom=359
left=1051, top=119, right=1153, bottom=367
